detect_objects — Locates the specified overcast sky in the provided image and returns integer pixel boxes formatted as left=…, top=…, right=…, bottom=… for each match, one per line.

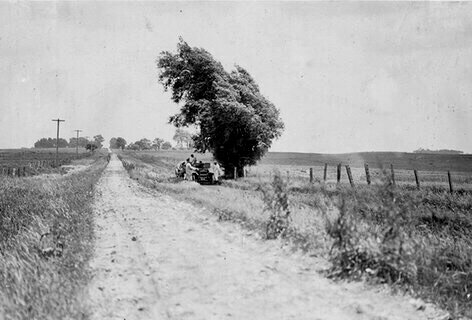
left=1, top=1, right=471, bottom=153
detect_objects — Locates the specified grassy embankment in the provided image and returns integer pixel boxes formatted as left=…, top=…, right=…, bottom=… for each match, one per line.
left=0, top=152, right=107, bottom=320
left=118, top=149, right=472, bottom=319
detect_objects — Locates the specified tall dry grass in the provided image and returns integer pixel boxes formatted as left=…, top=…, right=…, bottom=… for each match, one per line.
left=0, top=156, right=107, bottom=320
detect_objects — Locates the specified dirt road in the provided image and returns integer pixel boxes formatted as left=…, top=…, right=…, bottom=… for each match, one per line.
left=87, top=155, right=445, bottom=320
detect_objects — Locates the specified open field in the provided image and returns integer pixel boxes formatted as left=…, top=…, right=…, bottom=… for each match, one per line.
left=119, top=149, right=472, bottom=191
left=0, top=148, right=95, bottom=176
left=118, top=149, right=472, bottom=319
left=259, top=151, right=472, bottom=172
left=0, top=148, right=90, bottom=164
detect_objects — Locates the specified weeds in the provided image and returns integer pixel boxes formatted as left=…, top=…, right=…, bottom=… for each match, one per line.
left=319, top=179, right=472, bottom=318
left=257, top=172, right=292, bottom=239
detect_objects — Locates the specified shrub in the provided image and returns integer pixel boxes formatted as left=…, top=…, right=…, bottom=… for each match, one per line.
left=257, top=171, right=291, bottom=239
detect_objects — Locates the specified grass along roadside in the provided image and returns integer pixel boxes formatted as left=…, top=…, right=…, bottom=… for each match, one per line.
left=117, top=152, right=331, bottom=255
left=0, top=156, right=108, bottom=320
left=118, top=151, right=471, bottom=319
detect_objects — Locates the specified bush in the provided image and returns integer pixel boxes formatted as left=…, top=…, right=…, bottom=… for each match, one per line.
left=258, top=172, right=291, bottom=239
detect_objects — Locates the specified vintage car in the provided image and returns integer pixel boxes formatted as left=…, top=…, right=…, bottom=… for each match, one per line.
left=192, top=162, right=215, bottom=185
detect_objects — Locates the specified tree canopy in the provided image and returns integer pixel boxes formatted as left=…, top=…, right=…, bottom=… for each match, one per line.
left=34, top=138, right=69, bottom=148
left=93, top=135, right=105, bottom=148
left=110, top=137, right=127, bottom=150
left=157, top=38, right=284, bottom=176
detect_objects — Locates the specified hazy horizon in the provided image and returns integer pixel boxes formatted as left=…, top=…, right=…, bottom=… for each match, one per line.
left=1, top=2, right=471, bottom=153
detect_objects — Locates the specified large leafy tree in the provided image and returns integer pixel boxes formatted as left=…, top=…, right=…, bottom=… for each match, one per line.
left=157, top=39, right=284, bottom=177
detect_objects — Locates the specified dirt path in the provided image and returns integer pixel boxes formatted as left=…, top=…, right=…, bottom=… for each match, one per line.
left=87, top=155, right=446, bottom=320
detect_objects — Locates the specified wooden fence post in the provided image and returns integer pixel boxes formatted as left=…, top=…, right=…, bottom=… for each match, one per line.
left=447, top=171, right=453, bottom=193
left=346, top=165, right=354, bottom=187
left=323, top=163, right=328, bottom=182
left=309, top=168, right=313, bottom=183
left=390, top=164, right=396, bottom=186
left=364, top=163, right=371, bottom=185
left=414, top=169, right=420, bottom=190
left=336, top=163, right=341, bottom=184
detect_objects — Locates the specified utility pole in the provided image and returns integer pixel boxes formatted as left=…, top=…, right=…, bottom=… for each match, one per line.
left=74, top=129, right=82, bottom=159
left=52, top=118, right=65, bottom=166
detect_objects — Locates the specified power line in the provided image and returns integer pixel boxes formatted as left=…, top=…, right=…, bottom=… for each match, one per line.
left=52, top=118, right=65, bottom=166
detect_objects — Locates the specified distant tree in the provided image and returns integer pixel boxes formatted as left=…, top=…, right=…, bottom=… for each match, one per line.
left=109, top=137, right=118, bottom=149
left=69, top=137, right=89, bottom=148
left=93, top=134, right=105, bottom=148
left=413, top=148, right=463, bottom=155
left=157, top=38, right=284, bottom=177
left=115, top=137, right=127, bottom=150
left=34, top=137, right=68, bottom=148
left=34, top=138, right=54, bottom=148
left=127, top=143, right=140, bottom=150
left=135, top=138, right=152, bottom=150
left=85, top=143, right=98, bottom=152
left=161, top=141, right=172, bottom=150
left=152, top=138, right=164, bottom=150
left=172, top=128, right=192, bottom=149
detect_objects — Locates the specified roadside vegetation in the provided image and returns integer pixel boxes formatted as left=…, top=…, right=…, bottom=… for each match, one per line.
left=118, top=150, right=472, bottom=319
left=0, top=153, right=107, bottom=320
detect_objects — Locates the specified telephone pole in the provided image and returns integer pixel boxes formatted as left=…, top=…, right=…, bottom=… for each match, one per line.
left=52, top=118, right=65, bottom=166
left=74, top=129, right=82, bottom=159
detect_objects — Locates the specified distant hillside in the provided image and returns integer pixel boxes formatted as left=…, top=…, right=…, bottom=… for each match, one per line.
left=413, top=148, right=464, bottom=155
left=260, top=151, right=472, bottom=173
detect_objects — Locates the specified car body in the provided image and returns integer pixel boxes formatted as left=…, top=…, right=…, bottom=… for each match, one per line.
left=192, top=162, right=215, bottom=184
